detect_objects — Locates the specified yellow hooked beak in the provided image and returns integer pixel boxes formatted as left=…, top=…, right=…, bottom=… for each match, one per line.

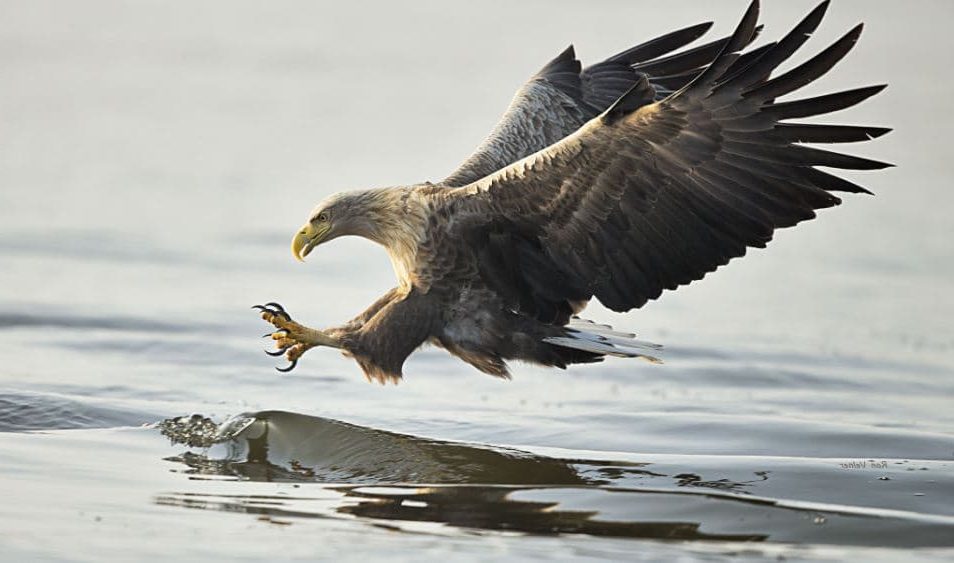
left=291, top=222, right=327, bottom=262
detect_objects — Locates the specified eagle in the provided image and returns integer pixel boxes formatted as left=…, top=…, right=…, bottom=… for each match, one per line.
left=255, top=0, right=891, bottom=384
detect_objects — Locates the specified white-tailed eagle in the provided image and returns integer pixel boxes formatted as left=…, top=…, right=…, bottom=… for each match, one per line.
left=256, top=1, right=891, bottom=384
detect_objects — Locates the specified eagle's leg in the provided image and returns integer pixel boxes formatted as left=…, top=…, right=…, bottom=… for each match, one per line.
left=253, top=303, right=340, bottom=372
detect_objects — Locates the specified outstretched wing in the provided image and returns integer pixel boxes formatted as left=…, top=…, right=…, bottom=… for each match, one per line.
left=436, top=0, right=890, bottom=315
left=441, top=19, right=771, bottom=187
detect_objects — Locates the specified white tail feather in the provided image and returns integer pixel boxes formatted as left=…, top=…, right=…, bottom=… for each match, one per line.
left=567, top=317, right=637, bottom=339
left=544, top=319, right=663, bottom=363
left=543, top=336, right=638, bottom=358
left=566, top=329, right=662, bottom=352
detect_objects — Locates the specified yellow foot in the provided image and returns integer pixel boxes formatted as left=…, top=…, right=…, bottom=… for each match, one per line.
left=253, top=302, right=316, bottom=373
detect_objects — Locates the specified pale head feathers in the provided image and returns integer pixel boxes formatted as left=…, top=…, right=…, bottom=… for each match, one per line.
left=309, top=187, right=429, bottom=290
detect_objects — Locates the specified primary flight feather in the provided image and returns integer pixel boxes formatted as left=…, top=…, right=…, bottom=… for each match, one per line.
left=256, top=0, right=891, bottom=384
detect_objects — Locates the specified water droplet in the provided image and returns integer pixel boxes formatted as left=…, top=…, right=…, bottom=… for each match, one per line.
left=813, top=515, right=826, bottom=525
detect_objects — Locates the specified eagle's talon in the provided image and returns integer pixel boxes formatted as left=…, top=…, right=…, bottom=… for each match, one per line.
left=265, top=346, right=291, bottom=357
left=253, top=303, right=291, bottom=321
left=255, top=302, right=326, bottom=372
left=260, top=302, right=291, bottom=321
left=264, top=302, right=289, bottom=316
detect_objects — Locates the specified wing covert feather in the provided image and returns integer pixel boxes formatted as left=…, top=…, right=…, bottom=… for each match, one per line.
left=441, top=20, right=762, bottom=187
left=433, top=0, right=890, bottom=314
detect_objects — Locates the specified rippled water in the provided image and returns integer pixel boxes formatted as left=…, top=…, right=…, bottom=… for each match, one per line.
left=2, top=0, right=953, bottom=560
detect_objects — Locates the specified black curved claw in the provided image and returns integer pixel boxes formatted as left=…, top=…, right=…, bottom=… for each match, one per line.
left=265, top=346, right=291, bottom=357
left=276, top=358, right=298, bottom=373
left=263, top=302, right=286, bottom=314
left=264, top=302, right=291, bottom=321
left=252, top=303, right=291, bottom=321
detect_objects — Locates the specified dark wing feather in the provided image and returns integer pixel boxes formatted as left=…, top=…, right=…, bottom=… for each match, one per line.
left=431, top=0, right=890, bottom=316
left=441, top=20, right=769, bottom=187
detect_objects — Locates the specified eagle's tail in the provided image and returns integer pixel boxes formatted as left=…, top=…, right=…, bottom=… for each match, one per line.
left=543, top=317, right=663, bottom=363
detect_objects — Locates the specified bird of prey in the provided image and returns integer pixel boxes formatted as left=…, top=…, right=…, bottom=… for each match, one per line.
left=256, top=0, right=891, bottom=384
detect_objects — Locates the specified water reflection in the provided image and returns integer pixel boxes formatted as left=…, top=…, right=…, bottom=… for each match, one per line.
left=673, top=471, right=769, bottom=492
left=157, top=485, right=767, bottom=541
left=153, top=410, right=954, bottom=546
left=338, top=485, right=768, bottom=540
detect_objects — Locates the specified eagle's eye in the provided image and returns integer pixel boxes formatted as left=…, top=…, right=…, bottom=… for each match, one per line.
left=316, top=212, right=330, bottom=223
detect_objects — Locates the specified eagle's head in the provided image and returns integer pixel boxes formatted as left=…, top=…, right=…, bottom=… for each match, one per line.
left=291, top=187, right=421, bottom=262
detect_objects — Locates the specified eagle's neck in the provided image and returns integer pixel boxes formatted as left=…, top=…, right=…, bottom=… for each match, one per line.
left=355, top=188, right=428, bottom=291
